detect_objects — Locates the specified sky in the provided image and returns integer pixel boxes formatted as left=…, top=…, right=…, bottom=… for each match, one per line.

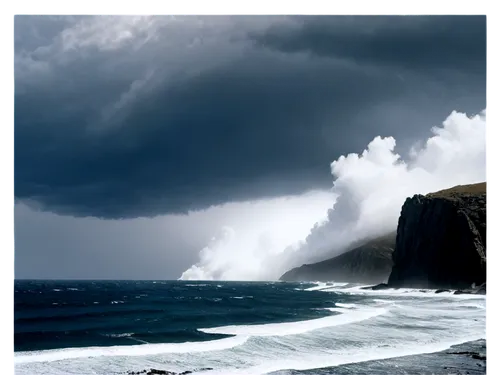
left=14, top=15, right=486, bottom=280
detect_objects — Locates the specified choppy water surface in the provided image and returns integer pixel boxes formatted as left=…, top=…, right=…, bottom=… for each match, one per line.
left=15, top=280, right=486, bottom=375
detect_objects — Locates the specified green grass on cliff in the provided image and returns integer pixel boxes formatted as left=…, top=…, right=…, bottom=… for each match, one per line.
left=427, top=182, right=486, bottom=198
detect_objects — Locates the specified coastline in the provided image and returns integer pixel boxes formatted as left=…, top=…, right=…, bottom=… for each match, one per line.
left=280, top=339, right=486, bottom=375
left=121, top=340, right=486, bottom=375
left=15, top=280, right=486, bottom=375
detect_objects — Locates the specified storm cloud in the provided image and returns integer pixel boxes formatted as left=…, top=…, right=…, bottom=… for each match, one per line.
left=15, top=16, right=486, bottom=219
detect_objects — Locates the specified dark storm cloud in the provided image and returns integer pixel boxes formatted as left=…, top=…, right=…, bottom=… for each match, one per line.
left=252, top=16, right=486, bottom=73
left=14, top=16, right=486, bottom=218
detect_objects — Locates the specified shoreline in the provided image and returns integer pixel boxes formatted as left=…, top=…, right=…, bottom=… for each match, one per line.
left=15, top=281, right=486, bottom=375
left=15, top=336, right=487, bottom=374
left=284, top=339, right=486, bottom=375
left=121, top=340, right=486, bottom=375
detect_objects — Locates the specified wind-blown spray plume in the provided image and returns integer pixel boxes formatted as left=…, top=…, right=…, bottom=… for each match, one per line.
left=179, top=193, right=334, bottom=280
left=180, top=109, right=486, bottom=281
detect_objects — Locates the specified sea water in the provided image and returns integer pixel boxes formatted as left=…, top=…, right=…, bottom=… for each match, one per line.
left=14, top=280, right=486, bottom=375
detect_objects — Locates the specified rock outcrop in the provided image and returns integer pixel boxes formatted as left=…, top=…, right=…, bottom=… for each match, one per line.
left=280, top=233, right=396, bottom=283
left=388, top=182, right=486, bottom=289
left=127, top=368, right=213, bottom=375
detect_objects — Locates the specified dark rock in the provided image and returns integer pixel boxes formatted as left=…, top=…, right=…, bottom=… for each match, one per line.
left=448, top=351, right=487, bottom=362
left=147, top=369, right=171, bottom=375
left=280, top=233, right=396, bottom=282
left=360, top=283, right=394, bottom=290
left=472, top=354, right=486, bottom=360
left=453, top=282, right=487, bottom=295
left=475, top=282, right=486, bottom=294
left=435, top=289, right=450, bottom=293
left=450, top=351, right=481, bottom=356
left=388, top=183, right=486, bottom=289
left=128, top=368, right=213, bottom=375
left=370, top=283, right=391, bottom=290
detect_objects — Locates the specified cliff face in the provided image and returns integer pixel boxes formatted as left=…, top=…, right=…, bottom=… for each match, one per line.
left=388, top=183, right=486, bottom=289
left=280, top=233, right=396, bottom=283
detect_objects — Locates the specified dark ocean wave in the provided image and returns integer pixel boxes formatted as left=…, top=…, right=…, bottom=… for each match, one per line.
left=14, top=326, right=230, bottom=352
left=14, top=280, right=341, bottom=352
left=15, top=308, right=166, bottom=324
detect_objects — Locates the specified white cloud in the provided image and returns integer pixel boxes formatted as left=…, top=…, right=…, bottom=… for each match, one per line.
left=488, top=120, right=497, bottom=168
left=181, top=109, right=486, bottom=280
left=59, top=16, right=160, bottom=52
left=179, top=191, right=334, bottom=280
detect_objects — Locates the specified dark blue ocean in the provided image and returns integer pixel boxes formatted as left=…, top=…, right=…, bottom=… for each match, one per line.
left=14, top=280, right=486, bottom=375
left=15, top=280, right=350, bottom=352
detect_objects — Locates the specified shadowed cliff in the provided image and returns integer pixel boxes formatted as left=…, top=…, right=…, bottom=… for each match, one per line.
left=280, top=182, right=486, bottom=288
left=388, top=182, right=486, bottom=289
left=280, top=233, right=396, bottom=283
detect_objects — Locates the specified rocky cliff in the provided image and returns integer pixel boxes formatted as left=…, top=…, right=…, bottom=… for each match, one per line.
left=388, top=182, right=486, bottom=289
left=280, top=233, right=396, bottom=283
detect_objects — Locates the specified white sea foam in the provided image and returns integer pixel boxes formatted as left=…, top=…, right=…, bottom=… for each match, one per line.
left=459, top=302, right=486, bottom=309
left=204, top=334, right=486, bottom=375
left=304, top=282, right=349, bottom=291
left=105, top=333, right=133, bottom=338
left=372, top=299, right=396, bottom=304
left=185, top=284, right=210, bottom=287
left=335, top=303, right=357, bottom=308
left=321, top=285, right=487, bottom=300
left=198, top=306, right=386, bottom=337
left=14, top=335, right=249, bottom=364
left=15, top=293, right=485, bottom=375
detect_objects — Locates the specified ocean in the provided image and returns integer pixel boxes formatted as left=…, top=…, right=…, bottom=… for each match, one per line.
left=14, top=280, right=486, bottom=375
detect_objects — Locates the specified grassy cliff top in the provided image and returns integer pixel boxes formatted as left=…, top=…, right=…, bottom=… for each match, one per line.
left=427, top=182, right=486, bottom=199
